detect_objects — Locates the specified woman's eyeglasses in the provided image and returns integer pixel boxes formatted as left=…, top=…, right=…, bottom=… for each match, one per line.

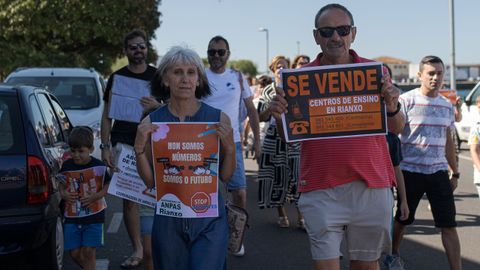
left=207, top=49, right=228, bottom=57
left=316, top=25, right=353, bottom=38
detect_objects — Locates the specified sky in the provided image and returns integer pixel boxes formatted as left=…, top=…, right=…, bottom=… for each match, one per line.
left=152, top=0, right=479, bottom=73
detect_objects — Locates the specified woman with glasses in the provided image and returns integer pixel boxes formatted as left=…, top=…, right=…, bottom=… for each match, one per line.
left=291, top=55, right=311, bottom=69
left=134, top=46, right=235, bottom=270
left=257, top=55, right=304, bottom=230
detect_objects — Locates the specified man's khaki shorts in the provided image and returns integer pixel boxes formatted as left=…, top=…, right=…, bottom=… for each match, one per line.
left=298, top=180, right=393, bottom=261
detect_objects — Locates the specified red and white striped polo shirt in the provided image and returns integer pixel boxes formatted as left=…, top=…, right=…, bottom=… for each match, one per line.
left=298, top=50, right=395, bottom=192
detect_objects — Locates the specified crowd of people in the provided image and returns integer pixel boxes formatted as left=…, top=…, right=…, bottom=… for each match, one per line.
left=55, top=3, right=472, bottom=270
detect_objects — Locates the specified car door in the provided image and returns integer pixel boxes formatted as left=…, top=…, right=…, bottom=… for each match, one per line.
left=48, top=93, right=73, bottom=162
left=35, top=92, right=71, bottom=191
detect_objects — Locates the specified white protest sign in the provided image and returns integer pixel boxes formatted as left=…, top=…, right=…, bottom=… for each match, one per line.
left=108, top=75, right=150, bottom=123
left=107, top=143, right=156, bottom=208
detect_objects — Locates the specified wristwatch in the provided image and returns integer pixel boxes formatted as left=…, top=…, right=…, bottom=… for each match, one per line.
left=451, top=172, right=460, bottom=179
left=99, top=143, right=111, bottom=150
left=387, top=102, right=401, bottom=117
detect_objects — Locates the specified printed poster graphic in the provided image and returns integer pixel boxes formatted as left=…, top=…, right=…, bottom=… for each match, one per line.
left=61, top=166, right=107, bottom=218
left=280, top=62, right=387, bottom=142
left=107, top=143, right=156, bottom=208
left=151, top=122, right=219, bottom=218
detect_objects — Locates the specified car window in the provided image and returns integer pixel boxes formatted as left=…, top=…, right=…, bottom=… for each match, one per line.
left=50, top=96, right=71, bottom=140
left=0, top=95, right=26, bottom=154
left=37, top=94, right=63, bottom=144
left=30, top=95, right=51, bottom=146
left=8, top=77, right=99, bottom=110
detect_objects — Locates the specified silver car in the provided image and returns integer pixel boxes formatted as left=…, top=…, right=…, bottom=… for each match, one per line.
left=5, top=68, right=105, bottom=158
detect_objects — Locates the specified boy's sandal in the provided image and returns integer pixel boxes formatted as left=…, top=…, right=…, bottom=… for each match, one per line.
left=277, top=216, right=290, bottom=228
left=120, top=256, right=143, bottom=269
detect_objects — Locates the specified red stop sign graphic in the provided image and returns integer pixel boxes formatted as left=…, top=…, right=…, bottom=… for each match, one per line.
left=191, top=192, right=211, bottom=213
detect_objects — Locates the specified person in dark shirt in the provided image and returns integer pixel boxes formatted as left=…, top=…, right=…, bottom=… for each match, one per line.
left=100, top=29, right=157, bottom=269
left=58, top=126, right=110, bottom=270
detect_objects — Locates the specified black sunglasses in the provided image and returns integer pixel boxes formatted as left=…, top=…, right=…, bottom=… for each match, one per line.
left=207, top=49, right=228, bottom=57
left=316, top=25, right=353, bottom=38
left=128, top=43, right=147, bottom=51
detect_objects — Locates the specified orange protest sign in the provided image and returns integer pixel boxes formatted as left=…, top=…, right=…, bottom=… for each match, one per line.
left=61, top=166, right=107, bottom=218
left=439, top=89, right=457, bottom=104
left=151, top=123, right=219, bottom=218
left=281, top=62, right=386, bottom=142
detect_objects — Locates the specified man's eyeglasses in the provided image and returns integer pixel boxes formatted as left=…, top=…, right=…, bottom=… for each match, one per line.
left=207, top=49, right=228, bottom=57
left=315, top=25, right=353, bottom=38
left=128, top=43, right=147, bottom=51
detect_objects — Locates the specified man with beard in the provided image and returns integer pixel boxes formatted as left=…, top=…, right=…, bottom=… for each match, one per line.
left=388, top=56, right=461, bottom=270
left=101, top=29, right=157, bottom=269
left=203, top=36, right=261, bottom=256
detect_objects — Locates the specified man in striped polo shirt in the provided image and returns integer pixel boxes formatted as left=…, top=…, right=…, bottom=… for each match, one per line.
left=391, top=56, right=461, bottom=270
left=268, top=3, right=404, bottom=270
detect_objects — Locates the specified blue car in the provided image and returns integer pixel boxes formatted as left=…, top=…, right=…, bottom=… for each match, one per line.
left=0, top=84, right=72, bottom=269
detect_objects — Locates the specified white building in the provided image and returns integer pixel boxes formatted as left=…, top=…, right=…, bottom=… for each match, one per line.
left=373, top=56, right=410, bottom=82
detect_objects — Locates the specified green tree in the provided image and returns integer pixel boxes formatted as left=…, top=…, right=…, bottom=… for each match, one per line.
left=0, top=0, right=161, bottom=79
left=111, top=57, right=129, bottom=74
left=201, top=58, right=209, bottom=67
left=229, top=59, right=258, bottom=77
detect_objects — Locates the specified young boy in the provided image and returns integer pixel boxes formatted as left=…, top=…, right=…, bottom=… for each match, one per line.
left=58, top=126, right=110, bottom=270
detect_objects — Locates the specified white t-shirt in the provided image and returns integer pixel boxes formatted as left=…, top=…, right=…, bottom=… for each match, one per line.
left=399, top=88, right=455, bottom=174
left=203, top=68, right=252, bottom=142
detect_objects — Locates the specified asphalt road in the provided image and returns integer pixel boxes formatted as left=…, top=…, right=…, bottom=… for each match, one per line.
left=44, top=146, right=480, bottom=269
left=228, top=148, right=480, bottom=270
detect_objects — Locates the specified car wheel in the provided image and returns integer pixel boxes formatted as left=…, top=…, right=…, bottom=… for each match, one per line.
left=32, top=215, right=64, bottom=270
left=52, top=215, right=64, bottom=270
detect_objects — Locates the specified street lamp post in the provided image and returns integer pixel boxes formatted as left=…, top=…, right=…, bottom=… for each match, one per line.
left=258, top=27, right=269, bottom=74
left=296, top=41, right=300, bottom=55
left=449, top=0, right=456, bottom=91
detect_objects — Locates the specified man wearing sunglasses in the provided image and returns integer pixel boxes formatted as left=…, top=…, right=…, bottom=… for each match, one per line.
left=203, top=35, right=261, bottom=257
left=101, top=29, right=157, bottom=269
left=268, top=4, right=404, bottom=270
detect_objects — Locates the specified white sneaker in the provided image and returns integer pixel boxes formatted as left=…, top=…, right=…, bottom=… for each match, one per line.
left=232, top=244, right=245, bottom=257
left=383, top=254, right=405, bottom=270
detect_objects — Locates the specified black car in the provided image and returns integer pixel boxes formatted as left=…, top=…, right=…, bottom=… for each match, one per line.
left=0, top=84, right=72, bottom=269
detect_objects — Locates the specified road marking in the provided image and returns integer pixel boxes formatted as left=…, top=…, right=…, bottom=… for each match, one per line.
left=459, top=153, right=472, bottom=161
left=96, top=259, right=109, bottom=270
left=107, top=212, right=123, bottom=233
